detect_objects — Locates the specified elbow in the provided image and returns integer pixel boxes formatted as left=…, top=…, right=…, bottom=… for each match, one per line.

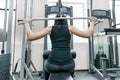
left=27, top=33, right=34, bottom=41
left=27, top=36, right=33, bottom=41
left=85, top=30, right=93, bottom=38
left=85, top=35, right=91, bottom=38
left=85, top=33, right=92, bottom=38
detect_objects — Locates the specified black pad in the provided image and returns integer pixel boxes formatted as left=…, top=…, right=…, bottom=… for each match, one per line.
left=49, top=72, right=73, bottom=80
left=104, top=28, right=120, bottom=35
left=0, top=29, right=7, bottom=42
left=108, top=73, right=118, bottom=80
left=0, top=54, right=10, bottom=80
left=43, top=50, right=76, bottom=59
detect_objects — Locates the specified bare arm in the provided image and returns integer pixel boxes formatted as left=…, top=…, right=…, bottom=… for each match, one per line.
left=69, top=17, right=96, bottom=38
left=24, top=20, right=51, bottom=41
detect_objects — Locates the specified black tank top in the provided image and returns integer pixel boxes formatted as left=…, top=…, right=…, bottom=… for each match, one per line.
left=48, top=25, right=73, bottom=65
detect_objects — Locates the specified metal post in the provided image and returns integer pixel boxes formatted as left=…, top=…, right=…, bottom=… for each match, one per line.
left=27, top=0, right=33, bottom=50
left=6, top=0, right=14, bottom=54
left=112, top=0, right=119, bottom=67
left=20, top=0, right=28, bottom=79
left=41, top=5, right=48, bottom=79
left=106, top=10, right=114, bottom=68
left=70, top=6, right=73, bottom=49
left=101, top=58, right=107, bottom=79
left=44, top=5, right=48, bottom=50
left=6, top=0, right=14, bottom=79
left=88, top=0, right=94, bottom=73
left=24, top=63, right=34, bottom=80
left=112, top=0, right=116, bottom=28
left=58, top=0, right=62, bottom=14
left=2, top=0, right=8, bottom=54
left=93, top=66, right=104, bottom=78
left=12, top=0, right=17, bottom=73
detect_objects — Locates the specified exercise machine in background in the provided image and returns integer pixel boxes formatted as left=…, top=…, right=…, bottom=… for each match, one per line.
left=89, top=0, right=120, bottom=79
left=0, top=0, right=14, bottom=79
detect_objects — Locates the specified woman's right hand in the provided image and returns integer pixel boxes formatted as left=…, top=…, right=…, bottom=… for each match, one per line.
left=90, top=16, right=97, bottom=23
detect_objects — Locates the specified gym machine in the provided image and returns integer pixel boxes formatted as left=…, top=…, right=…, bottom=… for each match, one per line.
left=17, top=0, right=102, bottom=80
left=14, top=0, right=39, bottom=79
left=41, top=0, right=74, bottom=79
left=0, top=0, right=14, bottom=79
left=89, top=0, right=120, bottom=80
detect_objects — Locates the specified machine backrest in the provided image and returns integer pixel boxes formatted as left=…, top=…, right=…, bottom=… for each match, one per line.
left=43, top=50, right=76, bottom=59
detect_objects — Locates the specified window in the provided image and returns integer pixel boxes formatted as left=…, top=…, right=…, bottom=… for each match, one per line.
left=0, top=0, right=16, bottom=29
left=46, top=0, right=88, bottom=48
left=0, top=0, right=6, bottom=29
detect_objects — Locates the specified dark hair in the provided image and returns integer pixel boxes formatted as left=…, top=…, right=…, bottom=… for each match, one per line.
left=54, top=13, right=68, bottom=26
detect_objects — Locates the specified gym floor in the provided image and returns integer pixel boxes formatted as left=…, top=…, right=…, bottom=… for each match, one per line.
left=13, top=70, right=120, bottom=80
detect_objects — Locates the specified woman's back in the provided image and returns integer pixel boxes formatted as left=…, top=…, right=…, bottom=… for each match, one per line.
left=48, top=25, right=74, bottom=65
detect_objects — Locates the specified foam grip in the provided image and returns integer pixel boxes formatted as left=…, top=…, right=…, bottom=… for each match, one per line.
left=0, top=29, right=7, bottom=42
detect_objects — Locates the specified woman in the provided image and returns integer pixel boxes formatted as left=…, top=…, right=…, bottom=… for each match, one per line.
left=24, top=14, right=96, bottom=80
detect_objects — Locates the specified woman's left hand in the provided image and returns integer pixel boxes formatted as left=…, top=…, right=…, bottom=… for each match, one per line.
left=23, top=19, right=31, bottom=24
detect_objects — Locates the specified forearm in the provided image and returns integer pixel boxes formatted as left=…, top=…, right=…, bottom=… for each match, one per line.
left=24, top=23, right=34, bottom=40
left=85, top=22, right=94, bottom=37
left=88, top=22, right=94, bottom=34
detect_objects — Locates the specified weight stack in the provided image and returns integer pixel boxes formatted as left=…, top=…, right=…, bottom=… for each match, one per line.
left=0, top=54, right=11, bottom=80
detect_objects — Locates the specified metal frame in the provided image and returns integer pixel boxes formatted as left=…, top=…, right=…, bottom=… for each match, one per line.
left=24, top=0, right=39, bottom=78
left=41, top=1, right=74, bottom=79
left=19, top=0, right=41, bottom=80
left=0, top=0, right=14, bottom=79
left=89, top=9, right=112, bottom=79
left=18, top=17, right=102, bottom=23
left=89, top=0, right=120, bottom=80
left=1, top=0, right=8, bottom=54
left=111, top=0, right=119, bottom=67
left=20, top=0, right=30, bottom=79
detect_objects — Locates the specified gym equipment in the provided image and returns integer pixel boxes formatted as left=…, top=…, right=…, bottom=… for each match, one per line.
left=89, top=0, right=120, bottom=79
left=18, top=17, right=102, bottom=25
left=0, top=54, right=11, bottom=80
left=0, top=29, right=7, bottom=42
left=19, top=0, right=30, bottom=79
left=18, top=17, right=102, bottom=21
left=0, top=0, right=14, bottom=79
left=104, top=28, right=120, bottom=35
left=0, top=29, right=7, bottom=54
left=91, top=10, right=111, bottom=19
left=108, top=74, right=117, bottom=80
left=41, top=0, right=74, bottom=79
left=43, top=50, right=76, bottom=80
left=0, top=0, right=8, bottom=55
left=14, top=0, right=39, bottom=79
left=88, top=9, right=112, bottom=80
left=19, top=0, right=40, bottom=80
left=43, top=50, right=76, bottom=59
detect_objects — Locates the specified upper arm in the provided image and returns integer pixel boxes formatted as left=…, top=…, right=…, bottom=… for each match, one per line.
left=28, top=26, right=52, bottom=41
left=69, top=26, right=90, bottom=38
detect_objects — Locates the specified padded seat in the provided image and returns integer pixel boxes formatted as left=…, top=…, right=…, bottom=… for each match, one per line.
left=49, top=72, right=73, bottom=80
